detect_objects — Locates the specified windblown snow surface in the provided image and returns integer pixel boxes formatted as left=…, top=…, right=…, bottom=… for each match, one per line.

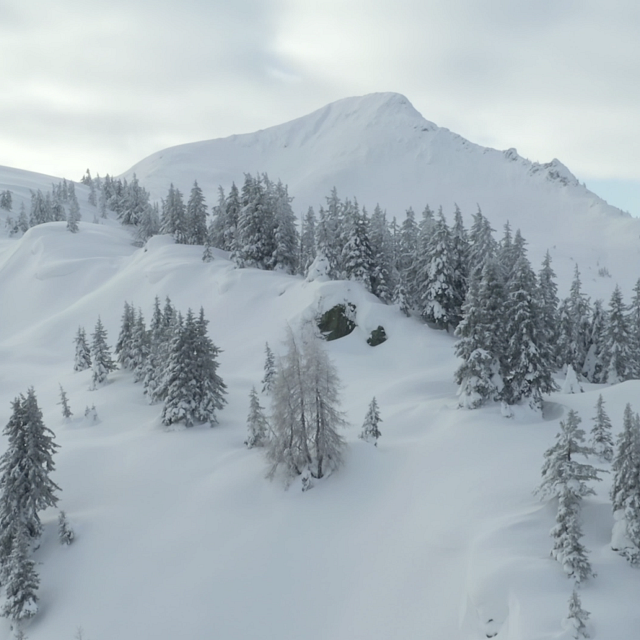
left=1, top=96, right=640, bottom=638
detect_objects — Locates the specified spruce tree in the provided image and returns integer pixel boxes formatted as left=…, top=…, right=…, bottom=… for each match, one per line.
left=115, top=302, right=136, bottom=370
left=299, top=206, right=317, bottom=276
left=341, top=201, right=374, bottom=291
left=271, top=180, right=299, bottom=274
left=565, top=588, right=590, bottom=639
left=0, top=389, right=60, bottom=573
left=454, top=258, right=505, bottom=408
left=537, top=410, right=600, bottom=501
left=186, top=180, right=208, bottom=245
left=90, top=317, right=117, bottom=389
left=590, top=394, right=614, bottom=462
left=261, top=343, right=277, bottom=394
left=418, top=208, right=459, bottom=330
left=160, top=309, right=226, bottom=427
left=58, top=384, right=72, bottom=419
left=502, top=251, right=557, bottom=410
left=1, top=523, right=39, bottom=622
left=73, top=327, right=92, bottom=372
left=600, top=284, right=633, bottom=383
left=359, top=397, right=382, bottom=445
left=550, top=482, right=594, bottom=582
left=244, top=387, right=270, bottom=449
left=57, top=510, right=74, bottom=545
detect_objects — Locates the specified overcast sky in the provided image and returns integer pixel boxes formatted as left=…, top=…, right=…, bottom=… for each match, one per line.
left=1, top=0, right=639, bottom=214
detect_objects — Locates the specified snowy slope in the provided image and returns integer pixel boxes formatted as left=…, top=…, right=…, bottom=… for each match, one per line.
left=0, top=214, right=639, bottom=639
left=1, top=100, right=640, bottom=638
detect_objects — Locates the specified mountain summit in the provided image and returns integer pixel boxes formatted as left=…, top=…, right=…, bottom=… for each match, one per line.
left=123, top=92, right=637, bottom=292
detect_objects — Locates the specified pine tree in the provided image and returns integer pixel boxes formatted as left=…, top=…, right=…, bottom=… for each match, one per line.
left=600, top=284, right=633, bottom=383
left=135, top=203, right=160, bottom=244
left=449, top=204, right=469, bottom=325
left=58, top=384, right=72, bottom=419
left=115, top=302, right=136, bottom=370
left=129, top=310, right=150, bottom=383
left=160, top=309, right=226, bottom=427
left=565, top=588, right=590, bottom=639
left=582, top=298, right=606, bottom=382
left=590, top=394, right=614, bottom=462
left=244, top=387, right=270, bottom=449
left=611, top=404, right=640, bottom=513
left=359, top=397, right=382, bottom=445
left=538, top=251, right=559, bottom=356
left=629, top=277, right=640, bottom=379
left=73, top=327, right=91, bottom=371
left=66, top=196, right=80, bottom=233
left=467, top=207, right=497, bottom=283
left=550, top=481, right=594, bottom=582
left=186, top=180, right=208, bottom=245
left=261, top=343, right=277, bottom=394
left=537, top=410, right=600, bottom=501
left=502, top=251, right=557, bottom=410
left=341, top=201, right=374, bottom=291
left=299, top=206, right=317, bottom=276
left=160, top=184, right=188, bottom=243
left=90, top=317, right=117, bottom=389
left=418, top=207, right=459, bottom=330
left=0, top=389, right=60, bottom=565
left=271, top=180, right=299, bottom=274
left=1, top=524, right=39, bottom=622
left=57, top=510, right=74, bottom=545
left=454, top=258, right=505, bottom=408
left=369, top=205, right=395, bottom=302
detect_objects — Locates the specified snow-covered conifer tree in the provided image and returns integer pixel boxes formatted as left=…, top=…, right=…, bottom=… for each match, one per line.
left=57, top=510, right=74, bottom=545
left=454, top=258, right=505, bottom=408
left=538, top=410, right=599, bottom=580
left=590, top=394, right=614, bottom=462
left=261, top=343, right=277, bottom=394
left=467, top=208, right=497, bottom=283
left=186, top=180, right=208, bottom=245
left=90, top=317, right=117, bottom=389
left=418, top=208, right=459, bottom=330
left=73, top=327, right=92, bottom=371
left=245, top=387, right=270, bottom=449
left=369, top=205, right=395, bottom=302
left=538, top=251, right=559, bottom=355
left=115, top=301, right=136, bottom=370
left=160, top=184, right=188, bottom=243
left=129, top=309, right=150, bottom=383
left=0, top=389, right=60, bottom=564
left=449, top=204, right=469, bottom=325
left=58, top=384, right=72, bottom=419
left=1, top=523, right=39, bottom=623
left=299, top=206, right=317, bottom=276
left=537, top=410, right=600, bottom=501
left=341, top=201, right=374, bottom=291
left=502, top=250, right=557, bottom=410
left=160, top=308, right=226, bottom=427
left=359, top=397, right=382, bottom=445
left=550, top=481, right=594, bottom=582
left=565, top=588, right=590, bottom=639
left=271, top=180, right=299, bottom=274
left=66, top=196, right=80, bottom=233
left=600, top=284, right=633, bottom=383
left=135, top=202, right=160, bottom=244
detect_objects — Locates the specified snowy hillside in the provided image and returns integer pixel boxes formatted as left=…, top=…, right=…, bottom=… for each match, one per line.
left=1, top=98, right=640, bottom=639
left=121, top=93, right=640, bottom=297
left=1, top=218, right=639, bottom=640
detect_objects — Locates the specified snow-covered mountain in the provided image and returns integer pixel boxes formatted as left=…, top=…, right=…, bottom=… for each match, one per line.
left=1, top=96, right=640, bottom=639
left=122, top=92, right=640, bottom=297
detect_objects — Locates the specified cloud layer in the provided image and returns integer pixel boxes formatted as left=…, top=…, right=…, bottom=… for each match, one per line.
left=1, top=0, right=638, bottom=213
